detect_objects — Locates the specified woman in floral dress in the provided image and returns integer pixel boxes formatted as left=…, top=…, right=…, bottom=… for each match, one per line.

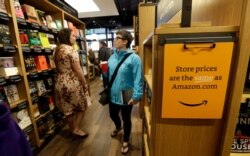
left=54, top=28, right=88, bottom=137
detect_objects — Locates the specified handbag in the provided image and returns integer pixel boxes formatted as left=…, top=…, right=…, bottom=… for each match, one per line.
left=99, top=53, right=132, bottom=105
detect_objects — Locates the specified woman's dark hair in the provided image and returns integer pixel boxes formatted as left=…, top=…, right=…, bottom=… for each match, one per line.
left=57, top=28, right=72, bottom=45
left=99, top=41, right=107, bottom=47
left=116, top=30, right=134, bottom=48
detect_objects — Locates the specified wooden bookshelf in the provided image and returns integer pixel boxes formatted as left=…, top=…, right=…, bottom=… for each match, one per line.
left=0, top=0, right=87, bottom=150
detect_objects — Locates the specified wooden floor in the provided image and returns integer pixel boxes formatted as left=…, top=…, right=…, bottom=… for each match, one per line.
left=37, top=78, right=142, bottom=156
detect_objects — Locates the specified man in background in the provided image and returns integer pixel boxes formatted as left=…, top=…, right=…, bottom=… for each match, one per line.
left=98, top=41, right=111, bottom=87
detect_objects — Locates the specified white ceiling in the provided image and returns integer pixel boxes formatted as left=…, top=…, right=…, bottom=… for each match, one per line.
left=78, top=0, right=119, bottom=18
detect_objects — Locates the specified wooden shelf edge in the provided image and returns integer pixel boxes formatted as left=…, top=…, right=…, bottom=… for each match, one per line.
left=143, top=134, right=150, bottom=156
left=230, top=153, right=250, bottom=156
left=10, top=99, right=28, bottom=109
left=143, top=32, right=154, bottom=46
left=144, top=106, right=151, bottom=138
left=144, top=75, right=152, bottom=91
left=155, top=25, right=239, bottom=35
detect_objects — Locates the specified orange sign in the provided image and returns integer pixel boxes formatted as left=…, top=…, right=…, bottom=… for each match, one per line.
left=162, top=42, right=234, bottom=118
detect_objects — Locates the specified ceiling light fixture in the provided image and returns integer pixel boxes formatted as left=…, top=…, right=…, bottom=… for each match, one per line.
left=65, top=0, right=100, bottom=13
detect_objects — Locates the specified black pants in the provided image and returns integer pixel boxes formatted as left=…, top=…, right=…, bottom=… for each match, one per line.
left=109, top=103, right=133, bottom=142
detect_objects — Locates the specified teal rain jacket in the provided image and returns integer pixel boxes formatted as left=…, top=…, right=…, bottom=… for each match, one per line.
left=108, top=49, right=143, bottom=105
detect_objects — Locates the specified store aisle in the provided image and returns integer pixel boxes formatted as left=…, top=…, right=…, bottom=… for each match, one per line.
left=37, top=78, right=142, bottom=156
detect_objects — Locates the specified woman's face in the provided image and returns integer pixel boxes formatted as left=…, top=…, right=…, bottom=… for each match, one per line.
left=114, top=35, right=127, bottom=49
left=70, top=32, right=76, bottom=45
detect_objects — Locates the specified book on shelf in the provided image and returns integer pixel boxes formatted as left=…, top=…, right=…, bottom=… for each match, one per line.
left=21, top=4, right=39, bottom=24
left=0, top=24, right=12, bottom=44
left=3, top=84, right=20, bottom=104
left=47, top=34, right=56, bottom=49
left=36, top=117, right=47, bottom=139
left=29, top=81, right=38, bottom=95
left=36, top=9, right=47, bottom=27
left=35, top=80, right=47, bottom=96
left=231, top=100, right=250, bottom=153
left=44, top=77, right=54, bottom=89
left=37, top=96, right=50, bottom=114
left=47, top=55, right=56, bottom=68
left=44, top=112, right=55, bottom=133
left=34, top=55, right=48, bottom=70
left=27, top=29, right=42, bottom=48
left=38, top=32, right=50, bottom=49
left=0, top=57, right=15, bottom=68
left=11, top=102, right=32, bottom=129
left=0, top=86, right=9, bottom=106
left=47, top=95, right=55, bottom=111
left=33, top=103, right=40, bottom=118
left=14, top=0, right=25, bottom=19
left=0, top=0, right=7, bottom=14
left=45, top=15, right=57, bottom=29
left=19, top=29, right=29, bottom=46
left=55, top=19, right=63, bottom=30
left=24, top=56, right=37, bottom=71
left=63, top=19, right=68, bottom=28
left=0, top=57, right=19, bottom=77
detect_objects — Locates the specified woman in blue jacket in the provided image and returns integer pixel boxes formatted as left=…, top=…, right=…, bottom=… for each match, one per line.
left=108, top=30, right=143, bottom=154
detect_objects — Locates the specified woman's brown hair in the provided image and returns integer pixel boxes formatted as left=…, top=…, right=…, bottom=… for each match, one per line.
left=54, top=28, right=72, bottom=69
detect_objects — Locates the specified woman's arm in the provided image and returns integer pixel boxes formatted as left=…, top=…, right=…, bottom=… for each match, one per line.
left=71, top=50, right=87, bottom=90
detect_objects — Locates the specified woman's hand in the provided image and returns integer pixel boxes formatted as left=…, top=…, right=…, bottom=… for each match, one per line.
left=128, top=99, right=139, bottom=105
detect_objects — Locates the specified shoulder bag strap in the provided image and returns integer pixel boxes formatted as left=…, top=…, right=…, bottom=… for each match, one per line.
left=108, top=53, right=132, bottom=89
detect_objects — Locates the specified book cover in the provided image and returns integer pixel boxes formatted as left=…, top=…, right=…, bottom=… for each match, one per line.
left=36, top=9, right=47, bottom=26
left=19, top=29, right=29, bottom=45
left=38, top=32, right=50, bottom=48
left=34, top=55, right=48, bottom=70
left=35, top=80, right=46, bottom=96
left=29, top=81, right=38, bottom=95
left=3, top=84, right=20, bottom=103
left=27, top=29, right=41, bottom=48
left=14, top=0, right=25, bottom=19
left=11, top=102, right=31, bottom=129
left=33, top=103, right=40, bottom=118
left=0, top=86, right=9, bottom=106
left=21, top=4, right=39, bottom=23
left=37, top=96, right=50, bottom=114
left=121, top=88, right=133, bottom=104
left=45, top=15, right=57, bottom=29
left=48, top=95, right=55, bottom=110
left=24, top=56, right=37, bottom=71
left=0, top=57, right=15, bottom=68
left=47, top=34, right=56, bottom=49
left=47, top=55, right=56, bottom=68
left=0, top=0, right=7, bottom=14
left=63, top=19, right=68, bottom=28
left=0, top=24, right=12, bottom=44
left=54, top=19, right=63, bottom=30
left=232, top=100, right=250, bottom=152
left=36, top=117, right=47, bottom=139
left=44, top=113, right=55, bottom=133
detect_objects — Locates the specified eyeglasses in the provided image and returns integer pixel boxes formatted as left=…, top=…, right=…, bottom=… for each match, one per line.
left=115, top=36, right=125, bottom=40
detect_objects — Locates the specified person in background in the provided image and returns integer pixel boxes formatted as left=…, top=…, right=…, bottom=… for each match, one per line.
left=107, top=30, right=143, bottom=154
left=54, top=28, right=89, bottom=138
left=88, top=47, right=97, bottom=65
left=98, top=41, right=111, bottom=87
left=0, top=104, right=32, bottom=156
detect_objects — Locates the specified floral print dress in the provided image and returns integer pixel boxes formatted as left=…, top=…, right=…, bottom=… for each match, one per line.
left=54, top=44, right=87, bottom=116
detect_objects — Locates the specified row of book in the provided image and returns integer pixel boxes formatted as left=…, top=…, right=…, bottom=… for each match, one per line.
left=19, top=28, right=56, bottom=49
left=24, top=55, right=56, bottom=72
left=12, top=0, right=85, bottom=38
left=0, top=54, right=55, bottom=77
